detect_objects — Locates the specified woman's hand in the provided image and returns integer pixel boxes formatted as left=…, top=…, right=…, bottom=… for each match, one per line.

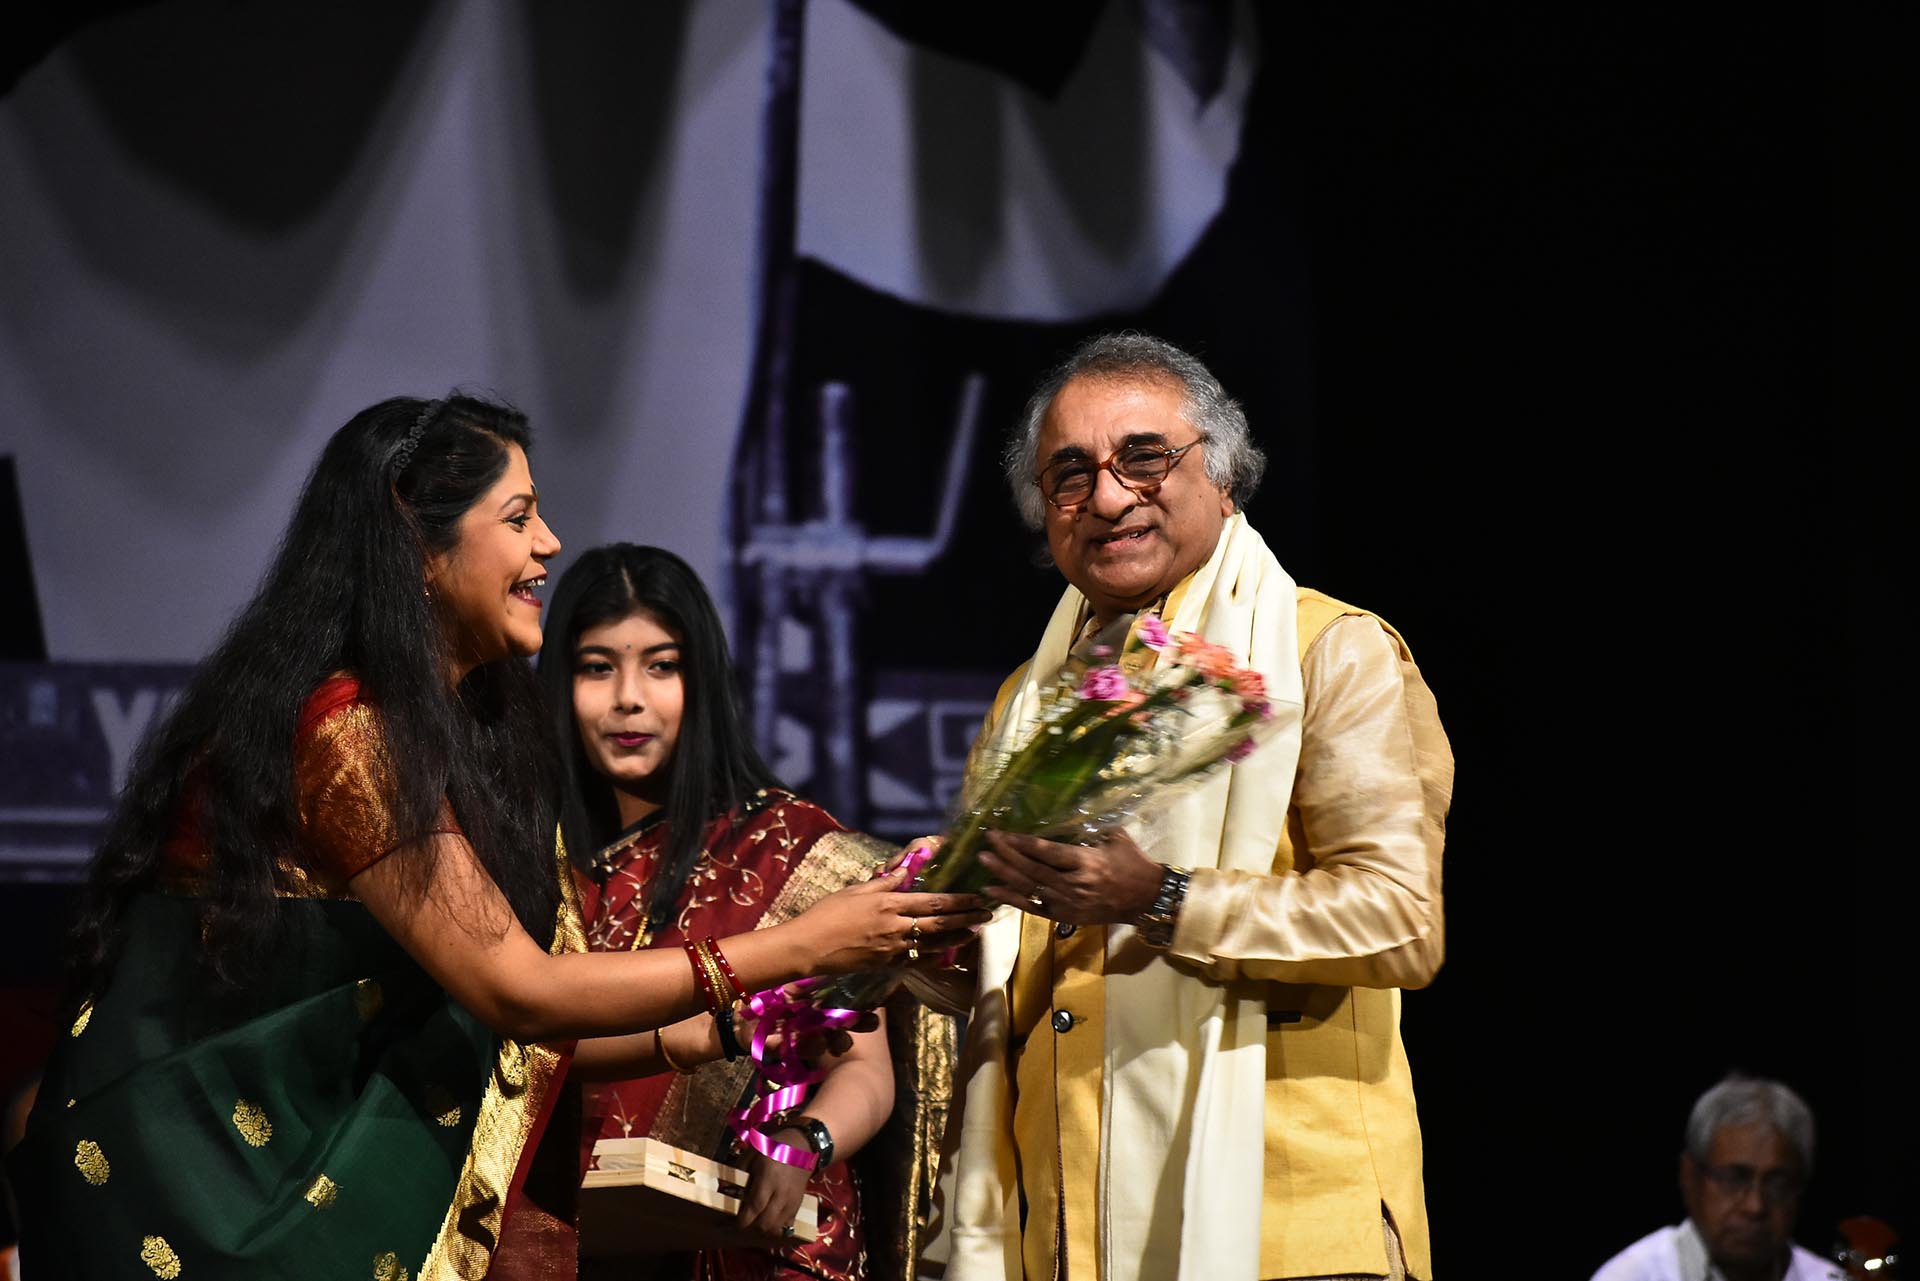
left=735, top=1138, right=815, bottom=1241
left=786, top=868, right=990, bottom=977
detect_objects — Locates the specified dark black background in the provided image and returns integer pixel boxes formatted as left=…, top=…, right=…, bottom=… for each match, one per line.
left=3, top=2, right=1909, bottom=1272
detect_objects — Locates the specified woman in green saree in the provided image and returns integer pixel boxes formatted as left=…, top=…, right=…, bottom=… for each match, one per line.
left=4, top=394, right=988, bottom=1280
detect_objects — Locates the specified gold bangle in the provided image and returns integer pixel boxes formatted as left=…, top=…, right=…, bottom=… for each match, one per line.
left=696, top=943, right=739, bottom=1015
left=655, top=1024, right=693, bottom=1074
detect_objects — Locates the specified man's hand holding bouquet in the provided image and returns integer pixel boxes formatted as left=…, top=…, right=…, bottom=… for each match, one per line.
left=731, top=617, right=1282, bottom=1092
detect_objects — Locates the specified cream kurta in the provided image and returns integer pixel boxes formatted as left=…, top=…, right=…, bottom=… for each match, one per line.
left=924, top=520, right=1451, bottom=1281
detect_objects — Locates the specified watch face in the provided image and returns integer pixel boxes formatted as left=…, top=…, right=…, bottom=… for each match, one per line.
left=801, top=1118, right=834, bottom=1164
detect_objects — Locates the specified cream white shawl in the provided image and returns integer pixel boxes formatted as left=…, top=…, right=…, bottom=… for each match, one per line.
left=927, top=513, right=1304, bottom=1281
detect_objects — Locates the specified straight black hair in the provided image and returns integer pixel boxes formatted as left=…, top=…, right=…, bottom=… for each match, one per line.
left=537, top=544, right=781, bottom=933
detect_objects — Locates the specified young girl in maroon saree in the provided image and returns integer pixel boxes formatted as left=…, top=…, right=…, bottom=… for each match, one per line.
left=539, top=544, right=945, bottom=1281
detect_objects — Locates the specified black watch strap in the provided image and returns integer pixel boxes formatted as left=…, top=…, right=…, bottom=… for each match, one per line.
left=792, top=1115, right=834, bottom=1167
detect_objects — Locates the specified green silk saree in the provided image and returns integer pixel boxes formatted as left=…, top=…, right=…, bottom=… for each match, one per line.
left=10, top=885, right=577, bottom=1280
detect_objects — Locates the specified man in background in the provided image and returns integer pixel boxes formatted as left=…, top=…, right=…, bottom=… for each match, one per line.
left=1591, top=1073, right=1844, bottom=1281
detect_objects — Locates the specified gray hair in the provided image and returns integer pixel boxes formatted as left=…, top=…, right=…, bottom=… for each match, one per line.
left=1684, top=1074, right=1816, bottom=1173
left=1002, top=331, right=1268, bottom=529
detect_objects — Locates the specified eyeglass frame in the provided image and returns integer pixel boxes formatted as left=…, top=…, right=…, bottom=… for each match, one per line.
left=1694, top=1160, right=1805, bottom=1207
left=1034, top=435, right=1210, bottom=511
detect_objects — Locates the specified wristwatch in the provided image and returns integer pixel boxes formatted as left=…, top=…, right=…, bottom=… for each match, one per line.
left=1134, top=864, right=1191, bottom=950
left=786, top=1114, right=834, bottom=1168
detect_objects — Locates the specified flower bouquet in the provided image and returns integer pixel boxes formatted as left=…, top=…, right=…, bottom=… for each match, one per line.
left=779, top=616, right=1282, bottom=1015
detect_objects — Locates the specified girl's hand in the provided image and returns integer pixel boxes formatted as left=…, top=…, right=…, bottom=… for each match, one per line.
left=882, top=835, right=943, bottom=877
left=735, top=1138, right=814, bottom=1241
left=743, top=1001, right=879, bottom=1068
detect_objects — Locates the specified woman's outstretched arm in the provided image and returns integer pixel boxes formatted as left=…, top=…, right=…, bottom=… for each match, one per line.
left=351, top=832, right=988, bottom=1043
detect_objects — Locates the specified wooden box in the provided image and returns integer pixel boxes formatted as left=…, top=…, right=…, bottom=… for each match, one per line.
left=579, top=1136, right=820, bottom=1256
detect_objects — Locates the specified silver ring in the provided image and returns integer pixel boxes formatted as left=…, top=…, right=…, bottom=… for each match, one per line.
left=1028, top=892, right=1046, bottom=914
left=782, top=1224, right=798, bottom=1238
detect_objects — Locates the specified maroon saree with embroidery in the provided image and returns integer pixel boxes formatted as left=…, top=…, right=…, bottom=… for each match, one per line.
left=578, top=789, right=895, bottom=1281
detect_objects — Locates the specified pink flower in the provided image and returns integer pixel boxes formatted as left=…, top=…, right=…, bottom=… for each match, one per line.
left=1243, top=698, right=1273, bottom=721
left=1137, top=617, right=1172, bottom=650
left=1076, top=665, right=1132, bottom=701
left=1231, top=670, right=1268, bottom=701
left=1226, top=736, right=1258, bottom=763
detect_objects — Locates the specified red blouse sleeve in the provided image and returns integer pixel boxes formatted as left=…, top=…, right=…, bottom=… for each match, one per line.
left=292, top=678, right=461, bottom=883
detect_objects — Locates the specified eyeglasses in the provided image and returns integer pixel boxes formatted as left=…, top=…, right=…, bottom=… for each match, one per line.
left=1036, top=437, right=1208, bottom=511
left=1698, top=1162, right=1803, bottom=1206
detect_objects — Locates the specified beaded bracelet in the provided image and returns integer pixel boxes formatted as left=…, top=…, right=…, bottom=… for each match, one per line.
left=714, top=1006, right=745, bottom=1062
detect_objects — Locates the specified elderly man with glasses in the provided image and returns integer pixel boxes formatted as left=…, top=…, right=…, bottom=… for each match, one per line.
left=1591, top=1074, right=1842, bottom=1281
left=921, top=332, right=1453, bottom=1281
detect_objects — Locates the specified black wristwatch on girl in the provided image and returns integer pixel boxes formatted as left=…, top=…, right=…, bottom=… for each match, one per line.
left=783, top=1114, right=834, bottom=1168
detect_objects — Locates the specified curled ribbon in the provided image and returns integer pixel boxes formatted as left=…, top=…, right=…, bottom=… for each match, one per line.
left=728, top=982, right=862, bottom=1168
left=894, top=840, right=936, bottom=888
left=728, top=842, right=940, bottom=1168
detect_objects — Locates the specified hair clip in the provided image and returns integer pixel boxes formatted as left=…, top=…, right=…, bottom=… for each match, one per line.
left=390, top=398, right=441, bottom=477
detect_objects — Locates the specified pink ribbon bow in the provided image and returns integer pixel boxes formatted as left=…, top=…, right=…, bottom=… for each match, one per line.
left=728, top=842, right=937, bottom=1167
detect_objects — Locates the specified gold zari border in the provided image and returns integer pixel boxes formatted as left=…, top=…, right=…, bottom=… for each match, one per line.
left=417, top=837, right=587, bottom=1279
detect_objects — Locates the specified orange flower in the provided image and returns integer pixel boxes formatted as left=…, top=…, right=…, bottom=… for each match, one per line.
left=1176, top=636, right=1240, bottom=681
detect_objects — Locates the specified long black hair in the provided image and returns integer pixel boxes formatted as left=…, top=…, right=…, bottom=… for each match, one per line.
left=537, top=544, right=780, bottom=931
left=67, top=392, right=563, bottom=1000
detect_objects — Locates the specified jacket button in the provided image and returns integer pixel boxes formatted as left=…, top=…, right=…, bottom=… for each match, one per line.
left=1052, top=1009, right=1075, bottom=1034
left=1054, top=921, right=1076, bottom=939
